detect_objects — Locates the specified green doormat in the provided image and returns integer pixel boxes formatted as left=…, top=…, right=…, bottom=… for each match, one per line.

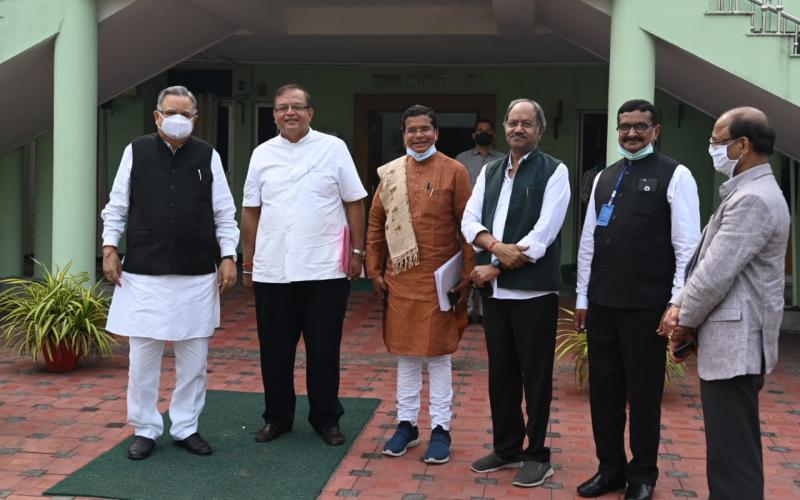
left=46, top=391, right=380, bottom=500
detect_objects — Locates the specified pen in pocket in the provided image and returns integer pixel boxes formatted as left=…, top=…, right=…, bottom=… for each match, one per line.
left=198, top=169, right=202, bottom=181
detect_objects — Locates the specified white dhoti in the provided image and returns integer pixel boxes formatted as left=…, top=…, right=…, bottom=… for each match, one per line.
left=106, top=271, right=219, bottom=440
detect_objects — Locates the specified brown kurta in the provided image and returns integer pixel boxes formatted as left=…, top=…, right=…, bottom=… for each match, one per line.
left=366, top=152, right=475, bottom=357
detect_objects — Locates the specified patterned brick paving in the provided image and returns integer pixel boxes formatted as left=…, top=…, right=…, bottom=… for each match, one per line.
left=0, top=285, right=799, bottom=499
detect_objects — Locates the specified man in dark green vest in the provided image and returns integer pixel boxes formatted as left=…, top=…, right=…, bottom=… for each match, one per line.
left=461, top=99, right=570, bottom=488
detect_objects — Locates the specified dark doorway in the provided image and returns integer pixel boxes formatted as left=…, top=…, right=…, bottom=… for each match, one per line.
left=575, top=112, right=608, bottom=257
left=354, top=94, right=496, bottom=200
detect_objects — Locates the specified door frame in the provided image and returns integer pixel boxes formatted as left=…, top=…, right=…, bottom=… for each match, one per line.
left=353, top=94, right=496, bottom=196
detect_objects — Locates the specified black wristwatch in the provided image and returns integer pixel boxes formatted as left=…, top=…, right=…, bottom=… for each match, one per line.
left=222, top=255, right=237, bottom=262
left=491, top=258, right=502, bottom=269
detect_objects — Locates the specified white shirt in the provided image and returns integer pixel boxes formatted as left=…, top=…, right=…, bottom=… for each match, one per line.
left=243, top=129, right=367, bottom=283
left=101, top=139, right=239, bottom=341
left=575, top=163, right=701, bottom=309
left=461, top=151, right=571, bottom=300
left=101, top=141, right=239, bottom=256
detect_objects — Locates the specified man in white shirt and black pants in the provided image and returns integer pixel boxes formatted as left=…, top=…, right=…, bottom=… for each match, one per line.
left=574, top=99, right=701, bottom=500
left=461, top=99, right=570, bottom=488
left=241, top=84, right=367, bottom=446
left=102, top=85, right=240, bottom=460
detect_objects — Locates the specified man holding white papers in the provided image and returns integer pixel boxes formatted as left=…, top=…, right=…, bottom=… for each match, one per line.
left=366, top=104, right=474, bottom=465
left=241, top=84, right=366, bottom=447
left=461, top=99, right=570, bottom=488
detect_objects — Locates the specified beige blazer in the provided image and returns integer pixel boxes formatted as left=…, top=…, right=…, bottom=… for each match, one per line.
left=676, top=164, right=790, bottom=381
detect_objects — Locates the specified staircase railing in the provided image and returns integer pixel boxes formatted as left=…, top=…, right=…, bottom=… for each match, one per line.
left=708, top=0, right=800, bottom=56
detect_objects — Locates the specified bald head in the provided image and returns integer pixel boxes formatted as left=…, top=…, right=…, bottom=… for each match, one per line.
left=714, top=106, right=775, bottom=157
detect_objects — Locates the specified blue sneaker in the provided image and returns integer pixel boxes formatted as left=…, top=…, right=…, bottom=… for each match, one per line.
left=382, top=421, right=420, bottom=457
left=423, top=425, right=451, bottom=464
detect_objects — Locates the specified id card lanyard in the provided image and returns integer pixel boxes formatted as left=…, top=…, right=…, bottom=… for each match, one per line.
left=596, top=161, right=632, bottom=227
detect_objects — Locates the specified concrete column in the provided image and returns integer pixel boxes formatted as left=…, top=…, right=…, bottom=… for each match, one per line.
left=34, top=133, right=54, bottom=279
left=0, top=148, right=25, bottom=277
left=52, top=0, right=97, bottom=278
left=606, top=0, right=656, bottom=166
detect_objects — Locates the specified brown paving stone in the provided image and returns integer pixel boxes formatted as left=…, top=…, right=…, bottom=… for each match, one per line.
left=1, top=289, right=799, bottom=498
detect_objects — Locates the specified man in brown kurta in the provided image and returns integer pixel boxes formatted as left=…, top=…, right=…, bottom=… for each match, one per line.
left=366, top=104, right=474, bottom=464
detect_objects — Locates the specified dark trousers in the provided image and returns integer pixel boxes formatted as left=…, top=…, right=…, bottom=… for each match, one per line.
left=701, top=374, right=765, bottom=500
left=586, top=303, right=666, bottom=484
left=253, top=279, right=350, bottom=431
left=482, top=293, right=558, bottom=462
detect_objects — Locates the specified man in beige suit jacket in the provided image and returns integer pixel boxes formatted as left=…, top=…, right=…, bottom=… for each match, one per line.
left=661, top=107, right=790, bottom=500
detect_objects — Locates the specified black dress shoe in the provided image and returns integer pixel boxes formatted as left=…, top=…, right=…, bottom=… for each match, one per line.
left=625, top=482, right=654, bottom=500
left=127, top=436, right=155, bottom=460
left=174, top=432, right=212, bottom=455
left=255, top=422, right=288, bottom=443
left=577, top=472, right=626, bottom=497
left=318, top=425, right=345, bottom=446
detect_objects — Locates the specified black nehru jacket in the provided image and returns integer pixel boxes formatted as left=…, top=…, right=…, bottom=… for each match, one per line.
left=122, top=134, right=218, bottom=276
left=587, top=153, right=678, bottom=309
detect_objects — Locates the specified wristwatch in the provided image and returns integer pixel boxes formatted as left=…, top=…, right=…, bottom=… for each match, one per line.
left=222, top=254, right=237, bottom=262
left=352, top=248, right=366, bottom=257
left=491, top=258, right=502, bottom=269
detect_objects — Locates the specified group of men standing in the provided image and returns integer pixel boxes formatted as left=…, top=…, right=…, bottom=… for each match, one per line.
left=101, top=83, right=788, bottom=500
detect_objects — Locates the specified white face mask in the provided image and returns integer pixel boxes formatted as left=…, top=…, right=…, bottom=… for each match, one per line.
left=158, top=113, right=194, bottom=140
left=406, top=145, right=437, bottom=162
left=708, top=141, right=741, bottom=178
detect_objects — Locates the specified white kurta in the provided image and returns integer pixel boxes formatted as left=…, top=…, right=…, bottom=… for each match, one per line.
left=101, top=140, right=239, bottom=341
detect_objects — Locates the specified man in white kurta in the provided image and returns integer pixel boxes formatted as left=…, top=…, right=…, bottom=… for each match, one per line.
left=101, top=86, right=239, bottom=460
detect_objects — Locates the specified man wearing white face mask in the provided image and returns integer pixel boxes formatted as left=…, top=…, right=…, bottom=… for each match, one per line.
left=101, top=85, right=239, bottom=460
left=574, top=99, right=701, bottom=500
left=660, top=107, right=789, bottom=500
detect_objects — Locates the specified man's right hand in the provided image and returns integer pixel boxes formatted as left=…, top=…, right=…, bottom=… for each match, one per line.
left=492, top=242, right=529, bottom=269
left=243, top=273, right=253, bottom=289
left=574, top=308, right=587, bottom=331
left=372, top=275, right=387, bottom=299
left=102, top=246, right=122, bottom=287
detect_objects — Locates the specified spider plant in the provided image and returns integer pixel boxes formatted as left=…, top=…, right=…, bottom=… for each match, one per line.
left=0, top=261, right=115, bottom=366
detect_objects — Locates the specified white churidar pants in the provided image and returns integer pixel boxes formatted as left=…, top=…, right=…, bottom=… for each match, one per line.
left=127, top=336, right=209, bottom=440
left=396, top=354, right=453, bottom=431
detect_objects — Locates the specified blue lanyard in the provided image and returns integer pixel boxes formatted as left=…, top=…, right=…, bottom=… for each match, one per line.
left=606, top=161, right=632, bottom=205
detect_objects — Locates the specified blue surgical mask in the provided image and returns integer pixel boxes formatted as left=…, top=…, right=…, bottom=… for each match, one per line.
left=616, top=143, right=653, bottom=161
left=406, top=145, right=437, bottom=162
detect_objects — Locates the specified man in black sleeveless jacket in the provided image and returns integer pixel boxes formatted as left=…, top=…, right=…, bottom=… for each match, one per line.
left=462, top=99, right=571, bottom=488
left=574, top=99, right=701, bottom=500
left=101, top=86, right=239, bottom=460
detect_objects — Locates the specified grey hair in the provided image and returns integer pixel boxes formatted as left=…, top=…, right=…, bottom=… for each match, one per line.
left=156, top=85, right=197, bottom=111
left=503, top=98, right=547, bottom=134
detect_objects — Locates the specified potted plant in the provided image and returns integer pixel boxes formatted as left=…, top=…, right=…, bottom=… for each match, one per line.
left=0, top=261, right=115, bottom=373
left=556, top=308, right=685, bottom=391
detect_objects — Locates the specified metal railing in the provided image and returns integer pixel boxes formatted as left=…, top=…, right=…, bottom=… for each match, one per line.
left=709, top=0, right=800, bottom=55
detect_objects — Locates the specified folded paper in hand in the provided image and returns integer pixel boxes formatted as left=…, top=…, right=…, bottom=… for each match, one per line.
left=434, top=251, right=463, bottom=311
left=340, top=225, right=351, bottom=273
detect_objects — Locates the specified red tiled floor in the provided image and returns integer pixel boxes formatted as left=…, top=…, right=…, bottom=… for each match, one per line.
left=1, top=286, right=799, bottom=499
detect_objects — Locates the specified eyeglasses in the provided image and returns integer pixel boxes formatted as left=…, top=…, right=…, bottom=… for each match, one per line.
left=617, top=123, right=654, bottom=134
left=274, top=104, right=311, bottom=113
left=404, top=126, right=435, bottom=135
left=160, top=110, right=196, bottom=119
left=504, top=120, right=537, bottom=130
left=708, top=136, right=741, bottom=146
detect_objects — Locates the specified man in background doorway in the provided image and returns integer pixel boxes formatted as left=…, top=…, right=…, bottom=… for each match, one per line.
left=456, top=118, right=506, bottom=323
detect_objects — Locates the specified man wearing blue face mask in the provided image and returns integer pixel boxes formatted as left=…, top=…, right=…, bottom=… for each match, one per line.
left=366, top=105, right=475, bottom=465
left=574, top=99, right=701, bottom=500
left=101, top=85, right=240, bottom=460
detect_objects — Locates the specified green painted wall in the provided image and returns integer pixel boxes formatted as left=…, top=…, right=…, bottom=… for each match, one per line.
left=0, top=148, right=25, bottom=276
left=639, top=0, right=800, bottom=106
left=0, top=0, right=64, bottom=63
left=33, top=132, right=54, bottom=277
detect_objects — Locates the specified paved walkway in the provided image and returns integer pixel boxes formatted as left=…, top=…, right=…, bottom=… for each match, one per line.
left=1, top=286, right=799, bottom=499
